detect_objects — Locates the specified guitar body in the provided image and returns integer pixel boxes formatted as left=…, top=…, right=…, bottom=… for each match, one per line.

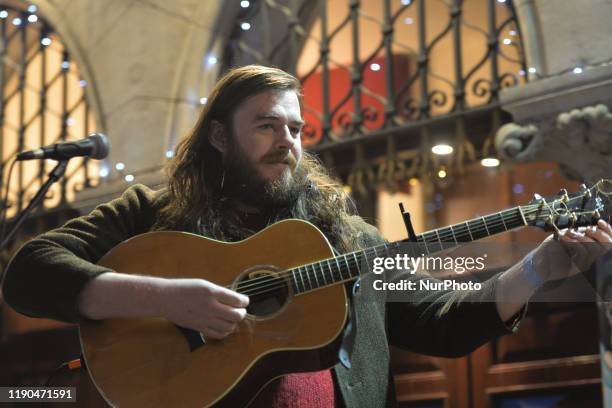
left=79, top=219, right=348, bottom=407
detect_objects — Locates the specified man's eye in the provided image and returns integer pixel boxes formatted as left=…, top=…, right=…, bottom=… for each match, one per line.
left=259, top=124, right=274, bottom=130
left=290, top=127, right=301, bottom=134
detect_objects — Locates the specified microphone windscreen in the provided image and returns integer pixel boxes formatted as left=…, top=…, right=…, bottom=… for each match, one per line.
left=88, top=133, right=110, bottom=160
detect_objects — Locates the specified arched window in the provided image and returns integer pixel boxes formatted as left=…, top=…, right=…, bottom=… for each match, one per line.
left=0, top=1, right=99, bottom=219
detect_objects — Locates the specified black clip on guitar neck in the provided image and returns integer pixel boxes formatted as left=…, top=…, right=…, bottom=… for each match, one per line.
left=399, top=202, right=417, bottom=242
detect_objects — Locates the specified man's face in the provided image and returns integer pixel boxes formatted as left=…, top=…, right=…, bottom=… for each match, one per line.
left=219, top=89, right=305, bottom=209
left=231, top=89, right=303, bottom=183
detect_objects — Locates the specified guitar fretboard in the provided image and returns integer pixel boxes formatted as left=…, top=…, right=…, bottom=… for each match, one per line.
left=285, top=206, right=526, bottom=295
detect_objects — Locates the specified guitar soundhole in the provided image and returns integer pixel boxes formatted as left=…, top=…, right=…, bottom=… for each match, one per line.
left=237, top=268, right=290, bottom=319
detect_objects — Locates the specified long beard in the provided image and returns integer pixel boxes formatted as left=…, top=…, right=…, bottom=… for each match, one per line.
left=222, top=144, right=307, bottom=212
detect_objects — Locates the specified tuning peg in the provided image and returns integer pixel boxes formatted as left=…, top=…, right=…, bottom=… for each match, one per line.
left=569, top=212, right=577, bottom=227
left=581, top=190, right=592, bottom=209
left=580, top=184, right=588, bottom=191
left=593, top=210, right=601, bottom=220
left=533, top=193, right=545, bottom=209
left=555, top=189, right=569, bottom=204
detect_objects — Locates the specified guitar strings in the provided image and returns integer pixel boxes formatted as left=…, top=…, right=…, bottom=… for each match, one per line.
left=230, top=203, right=596, bottom=297
left=232, top=203, right=599, bottom=297
left=230, top=185, right=606, bottom=296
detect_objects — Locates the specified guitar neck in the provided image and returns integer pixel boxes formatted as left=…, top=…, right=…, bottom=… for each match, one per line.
left=287, top=206, right=527, bottom=295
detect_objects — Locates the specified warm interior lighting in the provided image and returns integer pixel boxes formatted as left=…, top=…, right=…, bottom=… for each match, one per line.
left=481, top=157, right=500, bottom=167
left=431, top=144, right=453, bottom=155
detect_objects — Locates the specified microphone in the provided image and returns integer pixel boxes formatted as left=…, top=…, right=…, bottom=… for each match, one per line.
left=16, top=133, right=110, bottom=161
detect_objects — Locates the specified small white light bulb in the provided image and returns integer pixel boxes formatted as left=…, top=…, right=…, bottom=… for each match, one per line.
left=206, top=55, right=217, bottom=67
left=432, top=144, right=454, bottom=155
left=481, top=157, right=500, bottom=167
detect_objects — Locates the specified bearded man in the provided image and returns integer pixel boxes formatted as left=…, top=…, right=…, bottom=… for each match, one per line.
left=3, top=65, right=611, bottom=407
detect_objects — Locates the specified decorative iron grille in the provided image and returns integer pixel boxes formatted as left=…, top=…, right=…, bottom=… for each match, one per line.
left=0, top=1, right=99, bottom=219
left=223, top=0, right=527, bottom=191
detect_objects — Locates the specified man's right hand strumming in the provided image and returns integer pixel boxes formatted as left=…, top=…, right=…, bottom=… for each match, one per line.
left=77, top=273, right=249, bottom=340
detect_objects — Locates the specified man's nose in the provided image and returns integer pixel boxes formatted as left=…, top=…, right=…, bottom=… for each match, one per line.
left=275, top=125, right=296, bottom=149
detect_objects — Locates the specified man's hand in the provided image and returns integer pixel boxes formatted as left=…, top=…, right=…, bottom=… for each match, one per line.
left=163, top=279, right=250, bottom=340
left=496, top=220, right=612, bottom=323
left=77, top=273, right=249, bottom=341
left=532, top=219, right=612, bottom=283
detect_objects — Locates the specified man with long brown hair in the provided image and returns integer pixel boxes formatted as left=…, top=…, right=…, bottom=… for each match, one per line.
left=152, top=65, right=368, bottom=254
left=3, top=65, right=612, bottom=407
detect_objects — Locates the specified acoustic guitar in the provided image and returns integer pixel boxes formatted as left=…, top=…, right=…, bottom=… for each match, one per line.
left=80, top=181, right=611, bottom=407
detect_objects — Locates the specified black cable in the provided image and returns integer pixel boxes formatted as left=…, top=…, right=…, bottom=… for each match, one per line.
left=43, top=355, right=85, bottom=387
left=43, top=361, right=70, bottom=387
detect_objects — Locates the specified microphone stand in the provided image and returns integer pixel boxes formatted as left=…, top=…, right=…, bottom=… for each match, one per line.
left=0, top=160, right=68, bottom=250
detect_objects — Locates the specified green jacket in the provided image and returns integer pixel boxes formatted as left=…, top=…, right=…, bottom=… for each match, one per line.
left=2, top=184, right=522, bottom=407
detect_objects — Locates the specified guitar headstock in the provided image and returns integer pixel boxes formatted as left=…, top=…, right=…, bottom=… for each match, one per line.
left=523, top=179, right=612, bottom=232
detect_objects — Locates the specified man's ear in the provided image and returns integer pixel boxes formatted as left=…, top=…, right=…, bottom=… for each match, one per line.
left=209, top=120, right=227, bottom=153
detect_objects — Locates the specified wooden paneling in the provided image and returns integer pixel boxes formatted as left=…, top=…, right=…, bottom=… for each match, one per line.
left=392, top=350, right=470, bottom=408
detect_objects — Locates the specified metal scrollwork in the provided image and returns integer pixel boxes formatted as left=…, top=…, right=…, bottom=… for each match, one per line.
left=301, top=123, right=320, bottom=144
left=428, top=90, right=448, bottom=108
left=337, top=111, right=355, bottom=133
left=399, top=96, right=419, bottom=120
left=361, top=105, right=379, bottom=125
left=347, top=167, right=376, bottom=196
left=472, top=78, right=493, bottom=98
left=499, top=72, right=519, bottom=89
